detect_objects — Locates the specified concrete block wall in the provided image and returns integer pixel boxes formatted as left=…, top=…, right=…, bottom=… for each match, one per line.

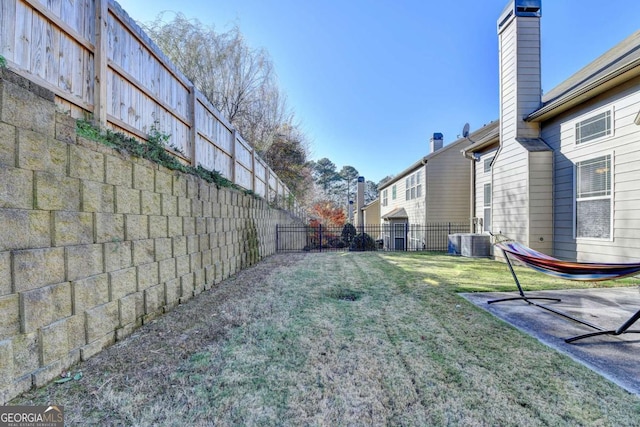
left=0, top=69, right=297, bottom=403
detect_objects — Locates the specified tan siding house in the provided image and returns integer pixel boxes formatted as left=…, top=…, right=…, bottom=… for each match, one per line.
left=361, top=199, right=380, bottom=226
left=378, top=133, right=472, bottom=249
left=463, top=0, right=640, bottom=263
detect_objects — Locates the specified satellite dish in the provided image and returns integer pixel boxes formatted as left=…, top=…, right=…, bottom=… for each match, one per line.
left=462, top=123, right=470, bottom=139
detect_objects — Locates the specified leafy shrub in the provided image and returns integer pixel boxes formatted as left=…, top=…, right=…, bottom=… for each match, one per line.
left=349, top=232, right=377, bottom=251
left=341, top=223, right=356, bottom=246
left=322, top=236, right=345, bottom=248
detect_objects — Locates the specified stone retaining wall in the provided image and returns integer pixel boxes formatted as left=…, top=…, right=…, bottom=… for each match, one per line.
left=0, top=69, right=298, bottom=403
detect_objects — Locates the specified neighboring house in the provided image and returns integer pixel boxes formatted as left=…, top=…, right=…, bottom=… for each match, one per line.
left=359, top=199, right=381, bottom=227
left=354, top=176, right=381, bottom=228
left=463, top=0, right=640, bottom=262
left=378, top=132, right=477, bottom=249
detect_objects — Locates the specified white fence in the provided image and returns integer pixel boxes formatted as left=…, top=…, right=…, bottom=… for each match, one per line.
left=0, top=0, right=296, bottom=210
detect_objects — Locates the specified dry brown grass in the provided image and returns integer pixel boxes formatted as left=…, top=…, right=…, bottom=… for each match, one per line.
left=11, top=252, right=640, bottom=426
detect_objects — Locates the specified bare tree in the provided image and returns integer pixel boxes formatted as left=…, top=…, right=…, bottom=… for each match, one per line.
left=140, top=12, right=311, bottom=199
left=364, top=180, right=378, bottom=204
left=262, top=124, right=313, bottom=200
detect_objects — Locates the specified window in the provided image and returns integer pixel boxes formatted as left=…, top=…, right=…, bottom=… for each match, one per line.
left=382, top=189, right=388, bottom=207
left=405, top=171, right=422, bottom=200
left=575, top=110, right=612, bottom=145
left=392, top=185, right=397, bottom=200
left=484, top=157, right=494, bottom=173
left=483, top=183, right=491, bottom=232
left=576, top=155, right=611, bottom=239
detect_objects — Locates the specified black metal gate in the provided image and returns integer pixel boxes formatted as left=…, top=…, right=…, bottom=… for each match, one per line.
left=275, top=223, right=470, bottom=253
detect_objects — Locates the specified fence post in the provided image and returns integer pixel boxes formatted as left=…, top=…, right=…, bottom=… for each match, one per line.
left=231, top=130, right=238, bottom=185
left=265, top=166, right=270, bottom=204
left=275, top=224, right=279, bottom=252
left=94, top=0, right=108, bottom=127
left=251, top=145, right=256, bottom=193
left=319, top=224, right=323, bottom=253
left=404, top=223, right=408, bottom=251
left=189, top=86, right=198, bottom=167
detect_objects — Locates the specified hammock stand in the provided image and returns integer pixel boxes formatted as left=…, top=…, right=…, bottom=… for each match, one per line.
left=487, top=237, right=640, bottom=343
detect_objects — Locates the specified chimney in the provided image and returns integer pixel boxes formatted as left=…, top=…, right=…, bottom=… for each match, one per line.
left=498, top=0, right=542, bottom=141
left=494, top=0, right=552, bottom=251
left=430, top=132, right=443, bottom=153
left=356, top=176, right=365, bottom=226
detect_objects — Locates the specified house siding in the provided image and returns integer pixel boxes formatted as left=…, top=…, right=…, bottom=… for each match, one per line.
left=492, top=148, right=529, bottom=242
left=543, top=75, right=640, bottom=262
left=527, top=151, right=553, bottom=253
left=379, top=166, right=425, bottom=226
left=499, top=19, right=518, bottom=140
left=379, top=139, right=471, bottom=229
left=496, top=9, right=543, bottom=246
left=426, top=143, right=471, bottom=222
left=404, top=170, right=426, bottom=225
left=475, top=149, right=497, bottom=233
left=362, top=199, right=380, bottom=226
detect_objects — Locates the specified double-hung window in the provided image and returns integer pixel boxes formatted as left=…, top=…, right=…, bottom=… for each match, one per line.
left=575, top=155, right=611, bottom=239
left=483, top=183, right=491, bottom=232
left=575, top=110, right=612, bottom=145
left=405, top=171, right=422, bottom=200
left=484, top=157, right=493, bottom=173
left=382, top=189, right=388, bottom=207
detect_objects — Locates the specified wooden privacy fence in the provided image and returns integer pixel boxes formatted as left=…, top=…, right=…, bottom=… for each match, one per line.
left=0, top=0, right=299, bottom=213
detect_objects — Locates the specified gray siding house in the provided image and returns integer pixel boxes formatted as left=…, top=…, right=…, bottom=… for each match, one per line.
left=463, top=0, right=640, bottom=262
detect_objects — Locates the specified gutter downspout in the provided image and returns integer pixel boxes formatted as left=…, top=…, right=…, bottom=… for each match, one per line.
left=462, top=150, right=477, bottom=233
left=421, top=157, right=428, bottom=227
left=470, top=158, right=476, bottom=233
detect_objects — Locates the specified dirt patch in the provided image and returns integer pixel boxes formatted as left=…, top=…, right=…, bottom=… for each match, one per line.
left=327, top=287, right=363, bottom=301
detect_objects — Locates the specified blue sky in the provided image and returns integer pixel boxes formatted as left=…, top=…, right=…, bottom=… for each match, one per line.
left=116, top=0, right=640, bottom=184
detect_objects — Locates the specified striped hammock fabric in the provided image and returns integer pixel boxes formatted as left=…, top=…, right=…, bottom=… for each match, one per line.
left=495, top=241, right=640, bottom=281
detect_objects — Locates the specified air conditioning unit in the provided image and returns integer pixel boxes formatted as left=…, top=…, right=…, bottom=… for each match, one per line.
left=460, top=234, right=491, bottom=257
left=447, top=234, right=462, bottom=255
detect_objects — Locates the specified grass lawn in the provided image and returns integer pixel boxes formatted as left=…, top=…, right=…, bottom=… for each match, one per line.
left=12, top=252, right=640, bottom=425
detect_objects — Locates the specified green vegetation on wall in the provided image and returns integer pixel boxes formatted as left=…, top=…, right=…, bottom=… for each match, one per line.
left=76, top=119, right=253, bottom=194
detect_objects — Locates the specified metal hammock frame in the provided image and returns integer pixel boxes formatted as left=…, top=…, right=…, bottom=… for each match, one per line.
left=488, top=237, right=640, bottom=343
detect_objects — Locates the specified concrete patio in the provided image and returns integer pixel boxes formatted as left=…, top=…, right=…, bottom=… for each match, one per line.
left=462, top=287, right=640, bottom=396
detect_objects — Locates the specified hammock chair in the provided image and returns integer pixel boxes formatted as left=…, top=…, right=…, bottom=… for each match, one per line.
left=488, top=237, right=640, bottom=343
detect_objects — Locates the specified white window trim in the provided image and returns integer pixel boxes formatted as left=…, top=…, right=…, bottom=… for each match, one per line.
left=573, top=151, right=614, bottom=241
left=483, top=156, right=494, bottom=173
left=405, top=170, right=422, bottom=201
left=483, top=183, right=491, bottom=233
left=573, top=106, right=614, bottom=147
